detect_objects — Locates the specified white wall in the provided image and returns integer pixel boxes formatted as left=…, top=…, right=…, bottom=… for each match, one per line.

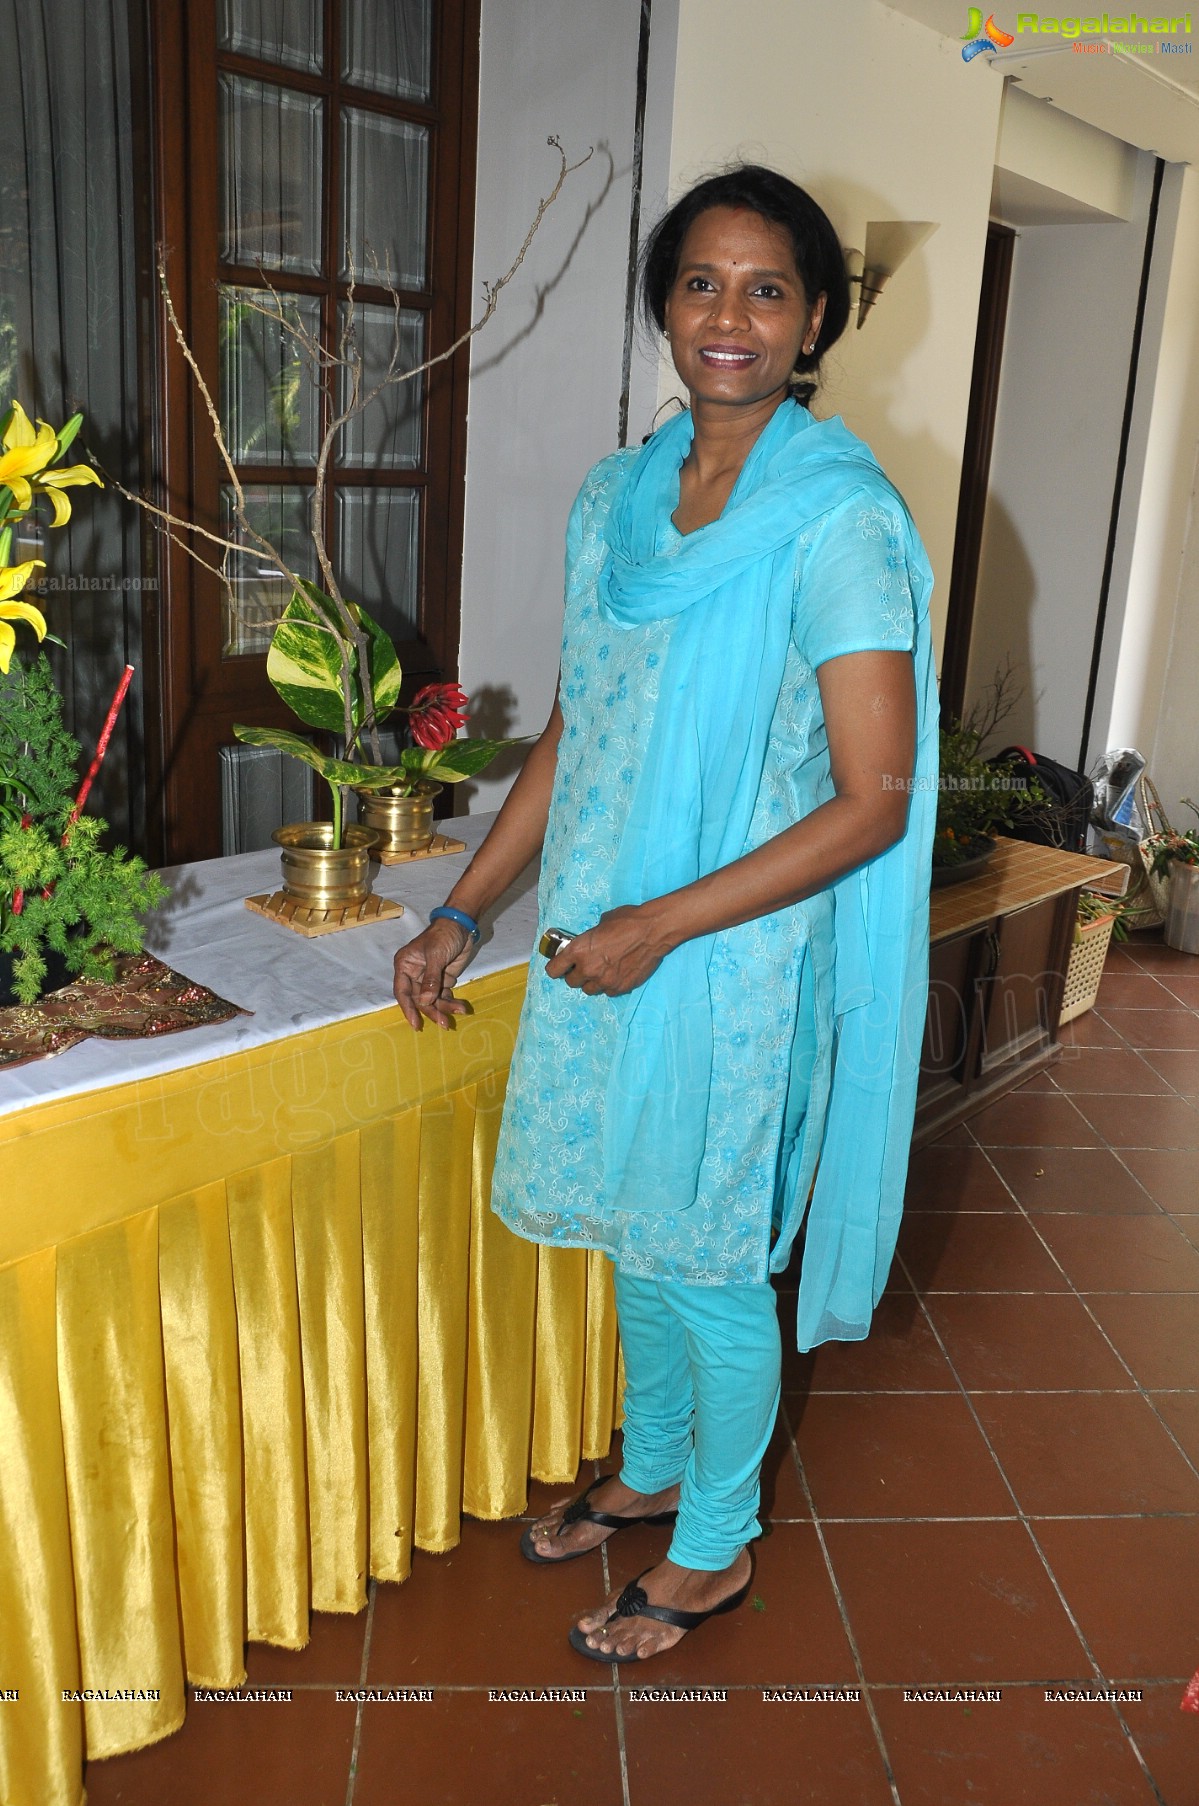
left=1150, top=437, right=1199, bottom=826
left=1103, top=160, right=1199, bottom=821
left=664, top=0, right=1008, bottom=648
left=993, top=83, right=1137, bottom=223
left=964, top=151, right=1157, bottom=762
left=456, top=0, right=678, bottom=811
left=456, top=0, right=1199, bottom=821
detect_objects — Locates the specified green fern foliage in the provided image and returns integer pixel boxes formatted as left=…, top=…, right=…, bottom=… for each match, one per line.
left=1, top=654, right=167, bottom=1004
left=0, top=655, right=79, bottom=829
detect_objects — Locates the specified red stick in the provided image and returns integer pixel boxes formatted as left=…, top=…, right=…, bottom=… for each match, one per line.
left=69, top=664, right=134, bottom=828
left=11, top=814, right=31, bottom=911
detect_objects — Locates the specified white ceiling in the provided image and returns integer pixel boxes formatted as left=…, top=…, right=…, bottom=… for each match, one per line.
left=884, top=0, right=1199, bottom=160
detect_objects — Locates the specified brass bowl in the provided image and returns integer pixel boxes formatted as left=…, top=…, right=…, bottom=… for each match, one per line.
left=354, top=781, right=442, bottom=855
left=272, top=822, right=380, bottom=909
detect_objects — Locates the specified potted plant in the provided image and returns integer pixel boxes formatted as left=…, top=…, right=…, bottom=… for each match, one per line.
left=934, top=674, right=1046, bottom=885
left=0, top=403, right=165, bottom=1004
left=352, top=681, right=477, bottom=854
left=1147, top=800, right=1199, bottom=955
left=232, top=583, right=519, bottom=902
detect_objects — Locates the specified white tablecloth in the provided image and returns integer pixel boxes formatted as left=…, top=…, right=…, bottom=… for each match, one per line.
left=0, top=812, right=538, bottom=1115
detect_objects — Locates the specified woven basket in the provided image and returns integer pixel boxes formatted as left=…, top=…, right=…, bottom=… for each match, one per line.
left=1061, top=910, right=1118, bottom=1024
left=1095, top=774, right=1172, bottom=931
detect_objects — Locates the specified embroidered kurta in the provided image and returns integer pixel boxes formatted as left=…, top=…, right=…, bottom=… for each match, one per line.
left=489, top=430, right=925, bottom=1325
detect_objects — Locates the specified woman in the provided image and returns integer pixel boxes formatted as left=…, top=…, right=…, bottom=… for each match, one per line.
left=393, top=166, right=938, bottom=1664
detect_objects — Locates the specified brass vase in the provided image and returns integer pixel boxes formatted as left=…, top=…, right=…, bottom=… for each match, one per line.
left=272, top=823, right=380, bottom=909
left=354, top=781, right=442, bottom=855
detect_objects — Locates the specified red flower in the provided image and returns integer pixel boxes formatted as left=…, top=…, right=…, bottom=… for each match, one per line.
left=408, top=682, right=469, bottom=751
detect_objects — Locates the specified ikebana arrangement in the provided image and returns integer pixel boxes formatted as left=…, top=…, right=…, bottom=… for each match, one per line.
left=233, top=582, right=514, bottom=858
left=0, top=404, right=165, bottom=1004
left=933, top=723, right=1025, bottom=877
left=159, top=279, right=522, bottom=906
left=238, top=590, right=513, bottom=919
left=102, top=137, right=588, bottom=916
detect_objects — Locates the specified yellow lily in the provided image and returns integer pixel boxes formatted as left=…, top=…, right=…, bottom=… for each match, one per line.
left=0, top=403, right=59, bottom=512
left=0, top=559, right=47, bottom=673
left=34, top=463, right=105, bottom=527
left=0, top=401, right=103, bottom=524
left=0, top=557, right=45, bottom=601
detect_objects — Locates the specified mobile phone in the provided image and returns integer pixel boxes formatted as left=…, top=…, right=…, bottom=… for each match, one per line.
left=538, top=927, right=576, bottom=960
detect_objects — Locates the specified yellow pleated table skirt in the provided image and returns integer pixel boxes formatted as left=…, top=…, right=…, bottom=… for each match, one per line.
left=0, top=967, right=621, bottom=1806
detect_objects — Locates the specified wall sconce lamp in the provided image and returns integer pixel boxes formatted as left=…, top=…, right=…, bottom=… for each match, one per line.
left=844, top=221, right=938, bottom=328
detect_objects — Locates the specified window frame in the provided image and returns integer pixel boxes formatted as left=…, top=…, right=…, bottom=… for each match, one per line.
left=145, top=0, right=480, bottom=864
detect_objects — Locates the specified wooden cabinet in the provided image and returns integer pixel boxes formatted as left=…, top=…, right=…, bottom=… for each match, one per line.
left=912, top=840, right=1124, bottom=1147
left=981, top=893, right=1073, bottom=1078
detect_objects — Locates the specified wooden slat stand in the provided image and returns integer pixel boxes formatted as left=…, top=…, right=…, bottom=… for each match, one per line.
left=244, top=891, right=406, bottom=938
left=375, top=832, right=467, bottom=867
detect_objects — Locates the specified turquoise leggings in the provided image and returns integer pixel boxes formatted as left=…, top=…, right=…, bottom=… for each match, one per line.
left=614, top=1268, right=782, bottom=1570
left=611, top=952, right=815, bottom=1571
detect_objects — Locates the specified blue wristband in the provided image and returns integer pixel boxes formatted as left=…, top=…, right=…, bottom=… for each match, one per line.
left=429, top=904, right=481, bottom=944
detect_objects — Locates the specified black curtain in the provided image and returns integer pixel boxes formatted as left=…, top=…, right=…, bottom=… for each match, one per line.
left=0, top=0, right=147, bottom=850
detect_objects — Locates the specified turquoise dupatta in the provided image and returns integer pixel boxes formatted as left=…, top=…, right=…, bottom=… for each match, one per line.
left=597, top=398, right=939, bottom=1347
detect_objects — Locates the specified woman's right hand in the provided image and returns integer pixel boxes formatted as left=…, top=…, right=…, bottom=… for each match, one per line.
left=392, top=680, right=564, bottom=1030
left=393, top=918, right=477, bottom=1031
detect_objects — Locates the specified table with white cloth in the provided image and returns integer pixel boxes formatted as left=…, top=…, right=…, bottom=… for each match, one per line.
left=0, top=816, right=621, bottom=1806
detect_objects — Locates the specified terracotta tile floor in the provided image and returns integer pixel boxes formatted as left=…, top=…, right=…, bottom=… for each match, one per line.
left=85, top=934, right=1199, bottom=1805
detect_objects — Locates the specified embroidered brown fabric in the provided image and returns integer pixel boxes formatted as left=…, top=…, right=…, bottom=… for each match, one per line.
left=0, top=954, right=248, bottom=1071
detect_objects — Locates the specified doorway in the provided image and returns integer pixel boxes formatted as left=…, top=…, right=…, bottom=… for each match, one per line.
left=940, top=138, right=1159, bottom=768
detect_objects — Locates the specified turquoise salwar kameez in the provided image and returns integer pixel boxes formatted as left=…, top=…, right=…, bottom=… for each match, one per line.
left=489, top=401, right=937, bottom=1567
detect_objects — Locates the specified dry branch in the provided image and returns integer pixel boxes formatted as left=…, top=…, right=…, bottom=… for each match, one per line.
left=109, top=136, right=591, bottom=762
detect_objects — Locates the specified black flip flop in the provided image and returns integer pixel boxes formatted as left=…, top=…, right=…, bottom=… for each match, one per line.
left=519, top=1475, right=679, bottom=1565
left=567, top=1563, right=752, bottom=1662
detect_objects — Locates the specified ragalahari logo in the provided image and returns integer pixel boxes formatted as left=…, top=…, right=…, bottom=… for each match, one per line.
left=961, top=9, right=1017, bottom=57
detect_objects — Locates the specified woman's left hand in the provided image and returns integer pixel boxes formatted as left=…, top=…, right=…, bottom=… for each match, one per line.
left=544, top=906, right=669, bottom=996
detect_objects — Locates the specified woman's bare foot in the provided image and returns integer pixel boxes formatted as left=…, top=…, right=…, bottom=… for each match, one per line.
left=572, top=1550, right=752, bottom=1660
left=525, top=1475, right=681, bottom=1562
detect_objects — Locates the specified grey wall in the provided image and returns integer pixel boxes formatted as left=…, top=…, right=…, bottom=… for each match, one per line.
left=456, top=0, right=678, bottom=810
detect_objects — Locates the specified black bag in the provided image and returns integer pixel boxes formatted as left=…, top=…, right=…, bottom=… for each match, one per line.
left=991, top=744, right=1093, bottom=854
